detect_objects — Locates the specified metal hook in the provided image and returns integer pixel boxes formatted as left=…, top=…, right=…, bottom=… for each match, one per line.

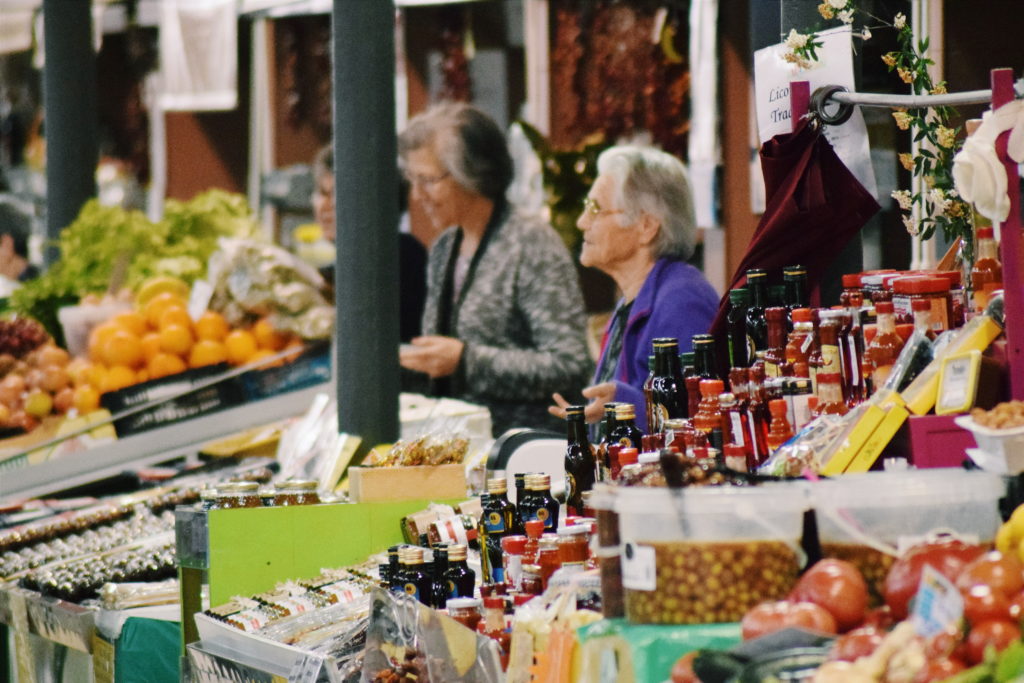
left=811, top=85, right=854, bottom=126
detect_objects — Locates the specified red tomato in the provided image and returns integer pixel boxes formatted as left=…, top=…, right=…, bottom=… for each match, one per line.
left=741, top=601, right=837, bottom=641
left=883, top=539, right=987, bottom=620
left=1009, top=590, right=1024, bottom=620
left=956, top=551, right=1024, bottom=596
left=670, top=651, right=699, bottom=683
left=922, top=625, right=963, bottom=659
left=827, top=626, right=884, bottom=662
left=790, top=559, right=869, bottom=632
left=912, top=657, right=968, bottom=683
left=962, top=583, right=1012, bottom=624
left=965, top=619, right=1022, bottom=665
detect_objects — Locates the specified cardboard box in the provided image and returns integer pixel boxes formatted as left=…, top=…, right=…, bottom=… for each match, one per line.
left=348, top=463, right=467, bottom=503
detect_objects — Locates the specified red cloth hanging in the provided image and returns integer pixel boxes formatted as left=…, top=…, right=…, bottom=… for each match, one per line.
left=709, top=117, right=881, bottom=369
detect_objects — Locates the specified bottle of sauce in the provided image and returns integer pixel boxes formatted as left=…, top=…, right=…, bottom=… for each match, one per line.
left=745, top=268, right=769, bottom=351
left=563, top=406, right=596, bottom=518
left=763, top=307, right=789, bottom=377
left=522, top=519, right=544, bottom=565
left=651, top=338, right=687, bottom=427
left=608, top=403, right=643, bottom=450
left=596, top=403, right=620, bottom=482
left=445, top=543, right=476, bottom=598
left=446, top=597, right=483, bottom=632
left=817, top=310, right=844, bottom=379
left=766, top=398, right=793, bottom=452
left=813, top=372, right=849, bottom=417
left=500, top=535, right=527, bottom=592
left=785, top=307, right=814, bottom=369
left=480, top=478, right=516, bottom=583
left=863, top=301, right=905, bottom=393
left=693, top=379, right=725, bottom=451
left=746, top=365, right=770, bottom=466
left=971, top=225, right=1002, bottom=312
left=482, top=596, right=511, bottom=668
left=719, top=392, right=749, bottom=457
left=727, top=288, right=753, bottom=368
left=519, top=474, right=559, bottom=532
left=615, top=447, right=639, bottom=481
left=642, top=355, right=657, bottom=433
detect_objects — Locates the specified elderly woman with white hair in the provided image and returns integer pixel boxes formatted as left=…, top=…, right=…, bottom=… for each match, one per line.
left=550, top=145, right=718, bottom=426
left=399, top=102, right=591, bottom=436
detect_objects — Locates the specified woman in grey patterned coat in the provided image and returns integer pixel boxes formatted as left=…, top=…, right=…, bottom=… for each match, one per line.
left=398, top=102, right=591, bottom=436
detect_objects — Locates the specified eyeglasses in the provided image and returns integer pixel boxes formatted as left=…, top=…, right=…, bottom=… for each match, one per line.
left=581, top=196, right=624, bottom=217
left=405, top=170, right=451, bottom=188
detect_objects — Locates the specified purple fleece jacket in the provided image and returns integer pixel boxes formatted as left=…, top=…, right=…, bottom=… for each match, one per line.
left=598, top=257, right=719, bottom=430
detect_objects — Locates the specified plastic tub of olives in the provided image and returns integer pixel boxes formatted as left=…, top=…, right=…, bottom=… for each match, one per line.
left=615, top=482, right=809, bottom=625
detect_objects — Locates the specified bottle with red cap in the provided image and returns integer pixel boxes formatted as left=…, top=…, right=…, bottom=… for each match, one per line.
left=813, top=372, right=849, bottom=417
left=766, top=399, right=793, bottom=452
left=693, top=378, right=725, bottom=451
left=482, top=596, right=511, bottom=668
left=763, top=307, right=790, bottom=377
left=863, top=300, right=905, bottom=394
left=971, top=225, right=1003, bottom=312
left=746, top=365, right=770, bottom=465
left=891, top=275, right=951, bottom=331
left=785, top=307, right=814, bottom=369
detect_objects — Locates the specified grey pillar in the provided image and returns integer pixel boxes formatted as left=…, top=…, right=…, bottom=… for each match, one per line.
left=42, top=0, right=98, bottom=266
left=331, top=3, right=400, bottom=445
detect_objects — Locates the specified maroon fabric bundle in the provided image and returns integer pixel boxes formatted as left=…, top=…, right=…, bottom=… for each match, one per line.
left=708, top=117, right=881, bottom=366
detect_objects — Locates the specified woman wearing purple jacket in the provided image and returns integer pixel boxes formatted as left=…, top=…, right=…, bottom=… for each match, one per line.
left=550, top=145, right=719, bottom=427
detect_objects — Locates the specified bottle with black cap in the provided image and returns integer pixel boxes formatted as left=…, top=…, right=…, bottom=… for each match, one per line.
left=745, top=268, right=770, bottom=351
left=564, top=405, right=596, bottom=517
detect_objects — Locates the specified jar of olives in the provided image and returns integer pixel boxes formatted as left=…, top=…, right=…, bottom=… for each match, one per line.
left=213, top=482, right=262, bottom=509
left=273, top=480, right=321, bottom=506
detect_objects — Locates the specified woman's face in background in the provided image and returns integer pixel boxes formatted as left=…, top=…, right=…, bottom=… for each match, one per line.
left=313, top=172, right=336, bottom=241
left=404, top=145, right=478, bottom=231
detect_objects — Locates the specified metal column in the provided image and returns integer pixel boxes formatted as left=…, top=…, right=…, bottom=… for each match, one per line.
left=42, top=0, right=98, bottom=266
left=331, top=3, right=400, bottom=446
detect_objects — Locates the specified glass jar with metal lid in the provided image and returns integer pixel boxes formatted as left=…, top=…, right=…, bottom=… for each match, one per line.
left=273, top=480, right=321, bottom=506
left=213, top=482, right=262, bottom=509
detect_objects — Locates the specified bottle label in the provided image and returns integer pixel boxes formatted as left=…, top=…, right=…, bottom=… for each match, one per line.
left=484, top=511, right=506, bottom=534
left=447, top=579, right=457, bottom=597
left=504, top=554, right=523, bottom=590
left=793, top=395, right=812, bottom=430
left=403, top=583, right=420, bottom=601
left=534, top=506, right=553, bottom=529
left=821, top=344, right=841, bottom=374
left=725, top=454, right=747, bottom=472
left=846, top=335, right=862, bottom=386
left=765, top=362, right=780, bottom=377
left=747, top=410, right=762, bottom=459
left=654, top=404, right=669, bottom=432
left=490, top=566, right=505, bottom=583
left=729, top=413, right=746, bottom=447
left=621, top=541, right=657, bottom=591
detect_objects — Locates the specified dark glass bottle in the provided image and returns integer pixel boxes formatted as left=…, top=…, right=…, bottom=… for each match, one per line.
left=784, top=265, right=809, bottom=316
left=430, top=547, right=452, bottom=608
left=389, top=548, right=407, bottom=595
left=746, top=365, right=770, bottom=466
left=745, top=269, right=770, bottom=351
left=399, top=547, right=432, bottom=605
left=445, top=543, right=476, bottom=598
left=642, top=356, right=657, bottom=434
left=691, top=334, right=720, bottom=380
left=481, top=478, right=516, bottom=583
left=726, top=288, right=753, bottom=368
left=564, top=405, right=596, bottom=517
left=514, top=473, right=527, bottom=511
left=651, top=338, right=687, bottom=427
left=681, top=351, right=700, bottom=419
left=597, top=402, right=621, bottom=482
left=608, top=403, right=643, bottom=450
left=762, top=307, right=789, bottom=378
left=519, top=474, right=559, bottom=532
left=383, top=545, right=400, bottom=587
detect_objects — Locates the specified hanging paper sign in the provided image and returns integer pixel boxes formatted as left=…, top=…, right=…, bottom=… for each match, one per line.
left=754, top=26, right=878, bottom=199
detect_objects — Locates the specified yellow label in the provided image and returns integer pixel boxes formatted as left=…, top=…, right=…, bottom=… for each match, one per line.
left=536, top=507, right=549, bottom=522
left=821, top=345, right=841, bottom=374
left=404, top=583, right=417, bottom=596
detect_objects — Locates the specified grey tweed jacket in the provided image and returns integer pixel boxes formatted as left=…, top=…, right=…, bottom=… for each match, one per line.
left=422, top=208, right=592, bottom=437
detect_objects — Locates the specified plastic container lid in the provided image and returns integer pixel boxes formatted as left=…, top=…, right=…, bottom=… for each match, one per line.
left=792, top=308, right=812, bottom=323
left=893, top=275, right=949, bottom=294
left=875, top=301, right=895, bottom=314
left=446, top=597, right=482, bottom=610
left=500, top=535, right=527, bottom=553
left=638, top=451, right=662, bottom=464
left=911, top=298, right=932, bottom=312
left=842, top=273, right=862, bottom=288
left=524, top=519, right=545, bottom=537
left=932, top=270, right=963, bottom=287
left=556, top=524, right=589, bottom=536
left=700, top=379, right=725, bottom=395
left=618, top=448, right=639, bottom=467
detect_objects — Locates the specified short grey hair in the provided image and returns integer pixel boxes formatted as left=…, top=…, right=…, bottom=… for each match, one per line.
left=596, top=145, right=697, bottom=260
left=397, top=101, right=513, bottom=205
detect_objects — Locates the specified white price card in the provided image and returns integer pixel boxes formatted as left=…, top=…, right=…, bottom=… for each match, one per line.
left=620, top=541, right=657, bottom=591
left=911, top=564, right=964, bottom=638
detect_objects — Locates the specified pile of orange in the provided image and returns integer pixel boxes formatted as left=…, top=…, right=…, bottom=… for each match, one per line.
left=74, top=293, right=303, bottom=401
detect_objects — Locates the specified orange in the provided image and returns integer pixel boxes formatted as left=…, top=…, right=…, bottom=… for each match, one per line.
left=72, top=384, right=101, bottom=414
left=148, top=352, right=187, bottom=380
left=144, top=292, right=186, bottom=329
left=248, top=348, right=281, bottom=367
left=66, top=358, right=92, bottom=387
left=136, top=368, right=150, bottom=383
left=252, top=318, right=287, bottom=351
left=282, top=338, right=305, bottom=363
left=224, top=329, right=258, bottom=365
left=189, top=339, right=228, bottom=368
left=141, top=332, right=162, bottom=361
left=195, top=311, right=230, bottom=342
left=158, top=305, right=193, bottom=331
left=88, top=322, right=121, bottom=362
left=112, top=310, right=149, bottom=337
left=86, top=363, right=108, bottom=390
left=158, top=323, right=194, bottom=356
left=101, top=329, right=144, bottom=369
left=102, top=365, right=136, bottom=394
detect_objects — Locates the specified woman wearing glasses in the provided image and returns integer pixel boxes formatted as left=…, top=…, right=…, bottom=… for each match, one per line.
left=550, top=145, right=718, bottom=426
left=398, top=102, right=590, bottom=437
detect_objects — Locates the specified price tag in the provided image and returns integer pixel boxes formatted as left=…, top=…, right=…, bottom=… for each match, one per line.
left=936, top=350, right=981, bottom=415
left=620, top=541, right=657, bottom=591
left=911, top=564, right=964, bottom=638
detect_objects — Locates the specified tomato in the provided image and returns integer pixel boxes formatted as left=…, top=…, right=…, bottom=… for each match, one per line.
left=669, top=651, right=699, bottom=683
left=883, top=539, right=987, bottom=620
left=912, top=656, right=968, bottom=683
left=962, top=583, right=1012, bottom=624
left=956, top=551, right=1024, bottom=596
left=922, top=625, right=964, bottom=659
left=965, top=619, right=1021, bottom=665
left=1009, top=590, right=1024, bottom=620
left=790, top=559, right=869, bottom=632
left=827, top=626, right=884, bottom=662
left=740, top=601, right=837, bottom=641
left=861, top=605, right=896, bottom=631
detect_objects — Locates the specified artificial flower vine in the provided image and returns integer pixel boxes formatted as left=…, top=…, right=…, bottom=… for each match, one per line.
left=782, top=6, right=972, bottom=246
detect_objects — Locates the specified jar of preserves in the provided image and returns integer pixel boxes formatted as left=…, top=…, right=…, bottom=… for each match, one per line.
left=521, top=564, right=543, bottom=595
left=891, top=275, right=951, bottom=332
left=273, top=480, right=321, bottom=506
left=446, top=597, right=483, bottom=631
left=556, top=524, right=590, bottom=567
left=537, top=535, right=561, bottom=589
left=213, top=482, right=262, bottom=509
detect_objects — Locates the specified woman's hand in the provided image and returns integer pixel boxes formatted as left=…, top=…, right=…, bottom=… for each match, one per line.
left=548, top=382, right=616, bottom=423
left=399, top=335, right=465, bottom=378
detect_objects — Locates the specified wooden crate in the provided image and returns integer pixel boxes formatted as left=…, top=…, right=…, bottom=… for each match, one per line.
left=348, top=463, right=467, bottom=503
